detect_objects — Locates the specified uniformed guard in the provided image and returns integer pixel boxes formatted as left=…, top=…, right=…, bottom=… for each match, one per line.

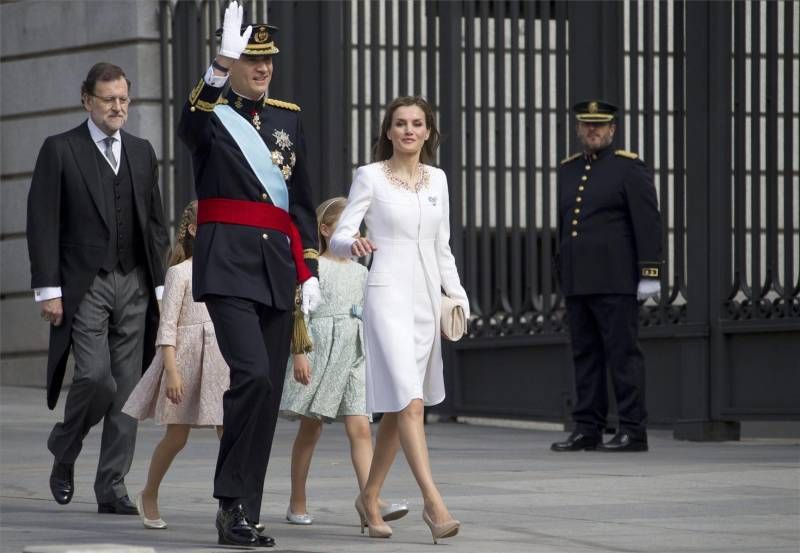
left=551, top=99, right=662, bottom=453
left=177, top=1, right=321, bottom=546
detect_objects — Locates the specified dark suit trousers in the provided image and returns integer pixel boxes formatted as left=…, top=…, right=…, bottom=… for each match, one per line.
left=205, top=295, right=292, bottom=523
left=565, top=294, right=647, bottom=439
left=47, top=267, right=148, bottom=502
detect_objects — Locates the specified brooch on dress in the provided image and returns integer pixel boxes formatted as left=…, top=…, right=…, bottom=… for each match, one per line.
left=428, top=196, right=438, bottom=206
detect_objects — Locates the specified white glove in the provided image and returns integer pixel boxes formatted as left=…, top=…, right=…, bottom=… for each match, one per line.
left=219, top=1, right=252, bottom=60
left=637, top=279, right=661, bottom=301
left=301, top=277, right=321, bottom=315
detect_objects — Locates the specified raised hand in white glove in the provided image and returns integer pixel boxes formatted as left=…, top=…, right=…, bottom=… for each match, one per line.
left=637, top=279, right=661, bottom=301
left=301, top=277, right=321, bottom=315
left=219, top=1, right=252, bottom=60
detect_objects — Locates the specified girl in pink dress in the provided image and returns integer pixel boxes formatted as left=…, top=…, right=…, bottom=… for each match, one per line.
left=122, top=200, right=229, bottom=529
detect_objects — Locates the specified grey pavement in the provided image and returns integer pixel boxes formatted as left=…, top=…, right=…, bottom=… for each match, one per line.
left=1, top=385, right=798, bottom=553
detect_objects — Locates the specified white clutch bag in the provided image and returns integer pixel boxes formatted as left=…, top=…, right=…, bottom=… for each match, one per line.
left=440, top=295, right=467, bottom=341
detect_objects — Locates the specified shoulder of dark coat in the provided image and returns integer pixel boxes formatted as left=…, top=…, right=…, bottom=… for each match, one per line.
left=49, top=123, right=89, bottom=145
left=614, top=149, right=639, bottom=160
left=560, top=152, right=582, bottom=165
left=120, top=129, right=155, bottom=153
left=265, top=98, right=301, bottom=112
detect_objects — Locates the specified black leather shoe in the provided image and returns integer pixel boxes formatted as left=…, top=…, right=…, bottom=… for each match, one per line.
left=254, top=534, right=276, bottom=547
left=216, top=504, right=257, bottom=546
left=597, top=431, right=648, bottom=452
left=49, top=462, right=74, bottom=505
left=247, top=519, right=276, bottom=548
left=98, top=494, right=139, bottom=514
left=550, top=431, right=601, bottom=452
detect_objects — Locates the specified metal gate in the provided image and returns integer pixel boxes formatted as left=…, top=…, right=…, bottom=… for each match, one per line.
left=160, top=1, right=800, bottom=440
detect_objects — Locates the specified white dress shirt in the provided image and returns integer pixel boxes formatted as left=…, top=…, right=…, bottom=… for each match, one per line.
left=87, top=117, right=122, bottom=174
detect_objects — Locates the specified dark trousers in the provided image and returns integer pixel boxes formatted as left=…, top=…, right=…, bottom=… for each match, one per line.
left=205, top=295, right=292, bottom=523
left=47, top=267, right=148, bottom=502
left=565, top=294, right=647, bottom=439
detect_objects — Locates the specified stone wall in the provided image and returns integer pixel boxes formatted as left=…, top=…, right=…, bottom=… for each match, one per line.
left=0, top=0, right=164, bottom=388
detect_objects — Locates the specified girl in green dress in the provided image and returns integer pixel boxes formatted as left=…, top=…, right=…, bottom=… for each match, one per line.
left=279, top=197, right=407, bottom=527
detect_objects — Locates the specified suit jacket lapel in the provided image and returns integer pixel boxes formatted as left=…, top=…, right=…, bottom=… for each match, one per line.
left=120, top=131, right=148, bottom=231
left=67, top=123, right=108, bottom=231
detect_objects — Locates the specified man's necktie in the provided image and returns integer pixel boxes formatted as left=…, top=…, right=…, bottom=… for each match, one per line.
left=102, top=136, right=117, bottom=168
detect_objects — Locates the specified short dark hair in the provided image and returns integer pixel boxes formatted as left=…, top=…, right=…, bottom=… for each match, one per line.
left=81, top=62, right=131, bottom=98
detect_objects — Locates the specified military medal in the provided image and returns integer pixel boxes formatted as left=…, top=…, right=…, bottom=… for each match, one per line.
left=234, top=97, right=244, bottom=110
left=271, top=150, right=284, bottom=166
left=273, top=129, right=292, bottom=150
left=252, top=112, right=261, bottom=130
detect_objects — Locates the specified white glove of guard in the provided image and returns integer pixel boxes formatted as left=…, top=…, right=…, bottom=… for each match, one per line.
left=219, top=1, right=252, bottom=59
left=637, top=279, right=661, bottom=301
left=301, top=277, right=321, bottom=315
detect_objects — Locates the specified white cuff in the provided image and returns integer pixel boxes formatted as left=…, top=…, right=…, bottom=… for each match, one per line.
left=332, top=236, right=357, bottom=259
left=155, top=286, right=164, bottom=301
left=34, top=287, right=62, bottom=302
left=203, top=65, right=229, bottom=88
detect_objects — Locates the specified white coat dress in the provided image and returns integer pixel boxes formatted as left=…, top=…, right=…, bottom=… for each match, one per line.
left=329, top=162, right=469, bottom=413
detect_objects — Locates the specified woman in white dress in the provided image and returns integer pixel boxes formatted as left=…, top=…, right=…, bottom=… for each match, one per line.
left=330, top=96, right=469, bottom=543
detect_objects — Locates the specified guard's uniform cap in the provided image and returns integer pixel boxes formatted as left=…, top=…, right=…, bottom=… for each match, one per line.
left=573, top=100, right=617, bottom=123
left=216, top=23, right=280, bottom=56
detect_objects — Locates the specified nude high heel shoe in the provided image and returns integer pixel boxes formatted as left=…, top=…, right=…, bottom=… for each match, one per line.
left=355, top=495, right=392, bottom=538
left=422, top=510, right=459, bottom=544
left=135, top=492, right=167, bottom=530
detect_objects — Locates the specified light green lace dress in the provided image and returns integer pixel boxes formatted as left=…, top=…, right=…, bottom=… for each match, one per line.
left=280, top=257, right=369, bottom=421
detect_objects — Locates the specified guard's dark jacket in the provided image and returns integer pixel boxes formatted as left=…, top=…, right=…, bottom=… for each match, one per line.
left=557, top=146, right=662, bottom=296
left=177, top=80, right=318, bottom=311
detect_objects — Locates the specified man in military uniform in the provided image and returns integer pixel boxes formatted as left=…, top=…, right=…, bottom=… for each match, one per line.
left=551, top=100, right=662, bottom=453
left=177, top=1, right=320, bottom=546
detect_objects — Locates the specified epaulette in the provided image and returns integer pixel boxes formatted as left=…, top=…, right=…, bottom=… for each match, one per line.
left=265, top=98, right=301, bottom=112
left=560, top=153, right=582, bottom=165
left=615, top=149, right=639, bottom=160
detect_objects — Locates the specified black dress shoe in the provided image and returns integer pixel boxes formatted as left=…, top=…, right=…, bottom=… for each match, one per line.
left=98, top=494, right=139, bottom=514
left=254, top=534, right=276, bottom=547
left=597, top=431, right=648, bottom=452
left=247, top=519, right=276, bottom=548
left=50, top=462, right=74, bottom=505
left=216, top=504, right=257, bottom=546
left=550, top=431, right=601, bottom=452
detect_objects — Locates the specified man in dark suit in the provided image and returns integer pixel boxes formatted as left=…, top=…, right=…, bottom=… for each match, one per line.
left=177, top=1, right=320, bottom=546
left=551, top=100, right=662, bottom=453
left=27, top=62, right=169, bottom=513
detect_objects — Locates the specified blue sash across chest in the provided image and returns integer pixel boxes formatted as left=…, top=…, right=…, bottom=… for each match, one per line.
left=213, top=104, right=289, bottom=211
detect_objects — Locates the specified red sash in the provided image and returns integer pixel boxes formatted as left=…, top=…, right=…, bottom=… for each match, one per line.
left=197, top=198, right=312, bottom=283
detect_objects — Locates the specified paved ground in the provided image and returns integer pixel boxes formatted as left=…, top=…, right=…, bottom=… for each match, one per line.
left=1, top=385, right=798, bottom=553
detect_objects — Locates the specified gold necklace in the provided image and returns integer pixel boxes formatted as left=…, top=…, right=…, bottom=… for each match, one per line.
left=382, top=161, right=430, bottom=193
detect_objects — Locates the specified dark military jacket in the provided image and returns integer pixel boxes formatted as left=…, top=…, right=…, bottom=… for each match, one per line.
left=556, top=145, right=662, bottom=296
left=177, top=78, right=319, bottom=311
